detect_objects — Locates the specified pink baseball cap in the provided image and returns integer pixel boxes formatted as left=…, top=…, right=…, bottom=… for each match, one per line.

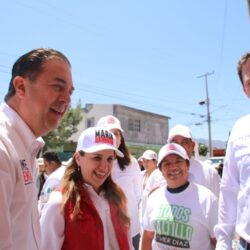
left=157, top=143, right=189, bottom=166
left=76, top=127, right=124, bottom=157
left=97, top=115, right=124, bottom=132
left=142, top=150, right=158, bottom=160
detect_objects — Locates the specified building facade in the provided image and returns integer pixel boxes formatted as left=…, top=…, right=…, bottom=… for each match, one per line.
left=69, top=104, right=170, bottom=157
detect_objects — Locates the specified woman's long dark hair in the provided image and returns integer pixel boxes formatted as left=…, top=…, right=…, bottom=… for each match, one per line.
left=117, top=131, right=131, bottom=171
left=61, top=151, right=130, bottom=228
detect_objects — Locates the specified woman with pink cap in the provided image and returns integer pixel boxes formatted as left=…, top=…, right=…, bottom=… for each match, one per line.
left=141, top=143, right=218, bottom=250
left=40, top=127, right=131, bottom=250
left=97, top=115, right=143, bottom=250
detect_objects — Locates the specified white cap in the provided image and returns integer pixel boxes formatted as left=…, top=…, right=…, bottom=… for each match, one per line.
left=97, top=115, right=124, bottom=132
left=168, top=124, right=192, bottom=143
left=37, top=158, right=44, bottom=165
left=158, top=143, right=189, bottom=166
left=137, top=156, right=143, bottom=162
left=142, top=150, right=158, bottom=160
left=76, top=127, right=124, bottom=157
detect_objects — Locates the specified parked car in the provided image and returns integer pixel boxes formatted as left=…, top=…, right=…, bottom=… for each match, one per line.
left=206, top=156, right=224, bottom=165
left=206, top=156, right=224, bottom=177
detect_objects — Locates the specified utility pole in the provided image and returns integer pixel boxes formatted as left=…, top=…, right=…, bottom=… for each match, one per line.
left=248, top=0, right=250, bottom=18
left=197, top=71, right=214, bottom=157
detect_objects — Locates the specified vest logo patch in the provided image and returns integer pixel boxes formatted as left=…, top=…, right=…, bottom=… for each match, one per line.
left=20, top=159, right=33, bottom=185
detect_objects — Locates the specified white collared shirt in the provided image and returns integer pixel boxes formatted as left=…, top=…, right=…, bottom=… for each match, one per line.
left=0, top=102, right=44, bottom=250
left=215, top=114, right=250, bottom=249
left=85, top=184, right=120, bottom=250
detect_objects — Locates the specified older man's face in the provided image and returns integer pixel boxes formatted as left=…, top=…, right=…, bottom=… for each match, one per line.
left=15, top=58, right=74, bottom=137
left=170, top=135, right=195, bottom=158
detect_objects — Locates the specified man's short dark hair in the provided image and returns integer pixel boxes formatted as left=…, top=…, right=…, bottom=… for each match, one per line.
left=42, top=151, right=61, bottom=165
left=4, top=48, right=71, bottom=102
left=237, top=52, right=250, bottom=86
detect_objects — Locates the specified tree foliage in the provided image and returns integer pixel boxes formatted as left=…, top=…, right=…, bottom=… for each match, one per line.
left=198, top=143, right=208, bottom=156
left=42, top=101, right=82, bottom=152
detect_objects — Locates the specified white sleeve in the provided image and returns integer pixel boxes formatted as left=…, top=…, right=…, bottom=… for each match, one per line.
left=144, top=173, right=157, bottom=193
left=131, top=157, right=143, bottom=205
left=214, top=136, right=238, bottom=250
left=142, top=195, right=154, bottom=232
left=210, top=167, right=221, bottom=198
left=40, top=191, right=65, bottom=250
left=203, top=161, right=221, bottom=198
left=0, top=144, right=15, bottom=250
left=206, top=193, right=218, bottom=238
left=38, top=176, right=61, bottom=214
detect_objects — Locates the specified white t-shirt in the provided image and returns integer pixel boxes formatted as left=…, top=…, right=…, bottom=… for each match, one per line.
left=143, top=182, right=218, bottom=250
left=111, top=156, right=143, bottom=237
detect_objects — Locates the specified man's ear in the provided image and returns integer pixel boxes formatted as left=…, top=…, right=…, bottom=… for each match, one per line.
left=191, top=140, right=196, bottom=149
left=242, top=85, right=250, bottom=98
left=12, top=76, right=27, bottom=98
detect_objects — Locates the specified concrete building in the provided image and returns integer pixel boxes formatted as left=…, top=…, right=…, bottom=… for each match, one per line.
left=69, top=104, right=170, bottom=157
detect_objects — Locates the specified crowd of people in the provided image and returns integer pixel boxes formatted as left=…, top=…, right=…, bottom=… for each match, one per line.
left=0, top=47, right=249, bottom=250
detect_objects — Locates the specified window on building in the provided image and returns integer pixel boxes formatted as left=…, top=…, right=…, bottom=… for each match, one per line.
left=128, top=118, right=141, bottom=132
left=86, top=117, right=95, bottom=128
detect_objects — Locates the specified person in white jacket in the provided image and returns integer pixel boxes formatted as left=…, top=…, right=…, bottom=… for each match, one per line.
left=97, top=115, right=143, bottom=250
left=38, top=151, right=66, bottom=214
left=0, top=48, right=74, bottom=250
left=214, top=52, right=250, bottom=250
left=167, top=124, right=221, bottom=198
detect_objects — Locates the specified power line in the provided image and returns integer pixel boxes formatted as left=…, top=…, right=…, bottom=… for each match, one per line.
left=75, top=84, right=200, bottom=116
left=0, top=70, right=10, bottom=74
left=197, top=71, right=214, bottom=157
left=0, top=64, right=11, bottom=69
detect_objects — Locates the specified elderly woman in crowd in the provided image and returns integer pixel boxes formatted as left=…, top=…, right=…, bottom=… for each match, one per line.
left=141, top=143, right=218, bottom=250
left=139, top=149, right=165, bottom=224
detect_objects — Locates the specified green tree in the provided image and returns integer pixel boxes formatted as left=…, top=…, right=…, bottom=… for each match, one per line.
left=42, top=101, right=82, bottom=152
left=198, top=143, right=208, bottom=156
